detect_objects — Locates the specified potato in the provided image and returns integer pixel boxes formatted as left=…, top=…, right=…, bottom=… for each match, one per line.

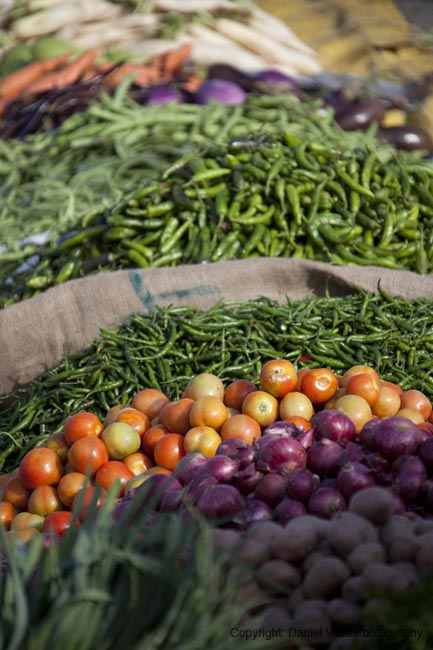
left=392, top=562, right=419, bottom=587
left=256, top=560, right=301, bottom=594
left=416, top=544, right=433, bottom=570
left=414, top=520, right=433, bottom=535
left=380, top=515, right=415, bottom=547
left=287, top=587, right=305, bottom=612
left=236, top=538, right=271, bottom=567
left=362, top=562, right=415, bottom=592
left=291, top=607, right=331, bottom=647
left=361, top=596, right=392, bottom=621
left=296, top=599, right=328, bottom=615
left=327, top=512, right=378, bottom=557
left=387, top=537, right=420, bottom=563
left=329, top=639, right=357, bottom=650
left=326, top=598, right=362, bottom=629
left=271, top=518, right=319, bottom=563
left=341, top=576, right=368, bottom=604
left=213, top=528, right=241, bottom=552
left=261, top=605, right=292, bottom=629
left=246, top=520, right=283, bottom=546
left=303, top=549, right=333, bottom=573
left=348, top=487, right=394, bottom=525
left=303, top=557, right=350, bottom=599
left=347, top=542, right=386, bottom=574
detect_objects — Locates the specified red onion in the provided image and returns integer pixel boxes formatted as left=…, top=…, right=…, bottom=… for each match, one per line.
left=197, top=484, right=244, bottom=521
left=217, top=438, right=249, bottom=458
left=126, top=474, right=182, bottom=507
left=159, top=489, right=183, bottom=513
left=311, top=410, right=356, bottom=444
left=264, top=420, right=298, bottom=437
left=391, top=455, right=426, bottom=476
left=146, top=85, right=185, bottom=105
left=419, top=438, right=433, bottom=469
left=183, top=475, right=219, bottom=504
left=254, top=473, right=287, bottom=506
left=111, top=499, right=134, bottom=522
left=274, top=498, right=307, bottom=524
left=307, top=439, right=343, bottom=476
left=254, top=69, right=298, bottom=91
left=391, top=491, right=407, bottom=515
left=307, top=487, right=346, bottom=519
left=337, top=442, right=367, bottom=468
left=202, top=455, right=239, bottom=482
left=359, top=418, right=382, bottom=449
left=207, top=63, right=257, bottom=92
left=232, top=499, right=272, bottom=529
left=174, top=452, right=207, bottom=485
left=196, top=79, right=246, bottom=105
left=234, top=463, right=264, bottom=495
left=237, top=447, right=256, bottom=469
left=336, top=462, right=375, bottom=500
left=286, top=469, right=318, bottom=502
left=256, top=436, right=307, bottom=473
left=424, top=481, right=433, bottom=512
left=366, top=453, right=390, bottom=475
left=394, top=469, right=426, bottom=503
left=253, top=434, right=286, bottom=453
left=372, top=417, right=424, bottom=459
left=296, top=427, right=314, bottom=450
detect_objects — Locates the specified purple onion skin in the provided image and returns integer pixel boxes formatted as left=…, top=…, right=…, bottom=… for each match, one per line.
left=419, top=438, right=433, bottom=470
left=237, top=447, right=256, bottom=469
left=321, top=477, right=338, bottom=489
left=372, top=417, right=424, bottom=459
left=146, top=85, right=185, bottom=105
left=391, top=455, right=427, bottom=477
left=201, top=455, right=239, bottom=483
left=234, top=464, right=264, bottom=496
left=391, top=491, right=407, bottom=515
left=264, top=420, right=298, bottom=438
left=308, top=487, right=346, bottom=519
left=111, top=499, right=134, bottom=522
left=286, top=468, right=318, bottom=502
left=359, top=418, right=383, bottom=450
left=336, top=462, right=375, bottom=500
left=197, top=484, right=245, bottom=521
left=366, top=453, right=390, bottom=476
left=183, top=475, right=219, bottom=505
left=337, top=441, right=367, bottom=469
left=126, top=474, right=182, bottom=507
left=424, top=481, right=433, bottom=512
left=311, top=410, right=356, bottom=444
left=174, top=452, right=207, bottom=486
left=307, top=439, right=343, bottom=476
left=254, top=473, right=287, bottom=506
left=195, top=79, right=246, bottom=106
left=232, top=499, right=272, bottom=529
left=217, top=438, right=249, bottom=458
left=256, top=436, right=307, bottom=474
left=274, top=498, right=307, bottom=524
left=159, top=489, right=183, bottom=513
left=392, top=457, right=427, bottom=502
left=296, top=427, right=314, bottom=450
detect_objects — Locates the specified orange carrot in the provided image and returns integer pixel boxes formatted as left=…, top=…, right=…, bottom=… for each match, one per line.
left=150, top=44, right=192, bottom=77
left=0, top=52, right=73, bottom=100
left=22, top=50, right=99, bottom=96
left=180, top=74, right=202, bottom=94
left=103, top=62, right=160, bottom=88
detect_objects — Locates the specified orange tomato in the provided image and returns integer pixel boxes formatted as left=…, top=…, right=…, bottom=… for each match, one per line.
left=28, top=485, right=62, bottom=516
left=95, top=461, right=134, bottom=496
left=242, top=390, right=278, bottom=427
left=57, top=472, right=90, bottom=508
left=3, top=477, right=30, bottom=511
left=300, top=368, right=338, bottom=404
left=184, top=426, right=222, bottom=457
left=153, top=434, right=185, bottom=471
left=43, top=511, right=79, bottom=536
left=183, top=373, right=224, bottom=401
left=400, top=390, right=432, bottom=421
left=114, top=408, right=151, bottom=436
left=158, top=398, right=194, bottom=435
left=323, top=387, right=346, bottom=410
left=260, top=359, right=298, bottom=398
left=0, top=501, right=15, bottom=530
left=297, top=368, right=311, bottom=390
left=67, top=437, right=109, bottom=475
left=44, top=432, right=69, bottom=462
left=396, top=407, right=425, bottom=425
left=189, top=396, right=228, bottom=430
left=11, top=512, right=44, bottom=532
left=5, top=527, right=41, bottom=546
left=131, top=388, right=169, bottom=420
left=283, top=416, right=312, bottom=431
left=224, top=379, right=257, bottom=411
left=123, top=452, right=154, bottom=476
left=101, top=422, right=141, bottom=460
left=104, top=404, right=131, bottom=428
left=335, top=394, right=372, bottom=434
left=141, top=424, right=170, bottom=458
left=19, top=447, right=64, bottom=490
left=72, top=486, right=106, bottom=522
left=220, top=413, right=261, bottom=446
left=345, top=373, right=380, bottom=407
left=372, top=386, right=401, bottom=418
left=341, top=365, right=380, bottom=389
left=279, top=391, right=314, bottom=421
left=381, top=381, right=403, bottom=396
left=419, top=422, right=433, bottom=435
left=63, top=412, right=103, bottom=447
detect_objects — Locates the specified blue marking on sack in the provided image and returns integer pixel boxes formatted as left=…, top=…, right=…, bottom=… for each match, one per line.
left=128, top=271, right=220, bottom=312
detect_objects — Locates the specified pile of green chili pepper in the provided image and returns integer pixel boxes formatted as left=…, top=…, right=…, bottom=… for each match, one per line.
left=1, top=127, right=432, bottom=306
left=1, top=288, right=432, bottom=471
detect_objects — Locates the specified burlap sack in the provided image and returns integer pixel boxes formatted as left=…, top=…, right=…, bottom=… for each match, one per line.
left=1, top=258, right=432, bottom=396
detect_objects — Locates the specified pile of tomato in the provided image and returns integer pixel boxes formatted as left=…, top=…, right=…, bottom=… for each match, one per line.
left=0, top=360, right=432, bottom=546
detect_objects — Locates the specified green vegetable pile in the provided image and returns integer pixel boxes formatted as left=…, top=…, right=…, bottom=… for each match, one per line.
left=1, top=289, right=432, bottom=472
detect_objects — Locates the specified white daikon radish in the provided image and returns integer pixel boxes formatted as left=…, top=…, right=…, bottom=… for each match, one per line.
left=249, top=4, right=316, bottom=56
left=176, top=34, right=269, bottom=72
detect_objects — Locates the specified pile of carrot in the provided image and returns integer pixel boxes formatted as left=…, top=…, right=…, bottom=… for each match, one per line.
left=0, top=44, right=194, bottom=118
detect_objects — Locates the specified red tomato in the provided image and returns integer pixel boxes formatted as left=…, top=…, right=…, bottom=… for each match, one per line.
left=95, top=461, right=134, bottom=496
left=0, top=501, right=15, bottom=530
left=242, top=390, right=278, bottom=427
left=300, top=368, right=338, bottom=404
left=419, top=422, right=433, bottom=435
left=28, top=485, right=62, bottom=516
left=341, top=365, right=380, bottom=389
left=220, top=413, right=261, bottom=446
left=345, top=373, right=380, bottom=407
left=259, top=359, right=298, bottom=398
left=189, top=396, right=228, bottom=430
left=335, top=394, right=372, bottom=434
left=396, top=407, right=424, bottom=425
left=279, top=391, right=314, bottom=421
left=11, top=512, right=44, bottom=531
left=153, top=434, right=185, bottom=471
left=131, top=389, right=169, bottom=420
left=123, top=452, right=154, bottom=476
left=44, top=432, right=69, bottom=462
left=184, top=426, right=222, bottom=457
left=141, top=424, right=169, bottom=458
left=114, top=408, right=150, bottom=436
left=19, top=447, right=64, bottom=490
left=73, top=486, right=106, bottom=522
left=104, top=404, right=131, bottom=428
left=67, top=437, right=109, bottom=476
left=372, top=386, right=401, bottom=418
left=183, top=373, right=224, bottom=401
left=3, top=477, right=30, bottom=510
left=57, top=472, right=90, bottom=508
left=63, top=412, right=103, bottom=447
left=224, top=379, right=257, bottom=411
left=0, top=473, right=11, bottom=499
left=297, top=368, right=311, bottom=390
left=400, top=389, right=432, bottom=421
left=381, top=381, right=403, bottom=397
left=158, top=398, right=194, bottom=435
left=101, top=422, right=141, bottom=460
left=323, top=387, right=346, bottom=410
left=43, top=511, right=79, bottom=536
left=283, top=416, right=312, bottom=432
